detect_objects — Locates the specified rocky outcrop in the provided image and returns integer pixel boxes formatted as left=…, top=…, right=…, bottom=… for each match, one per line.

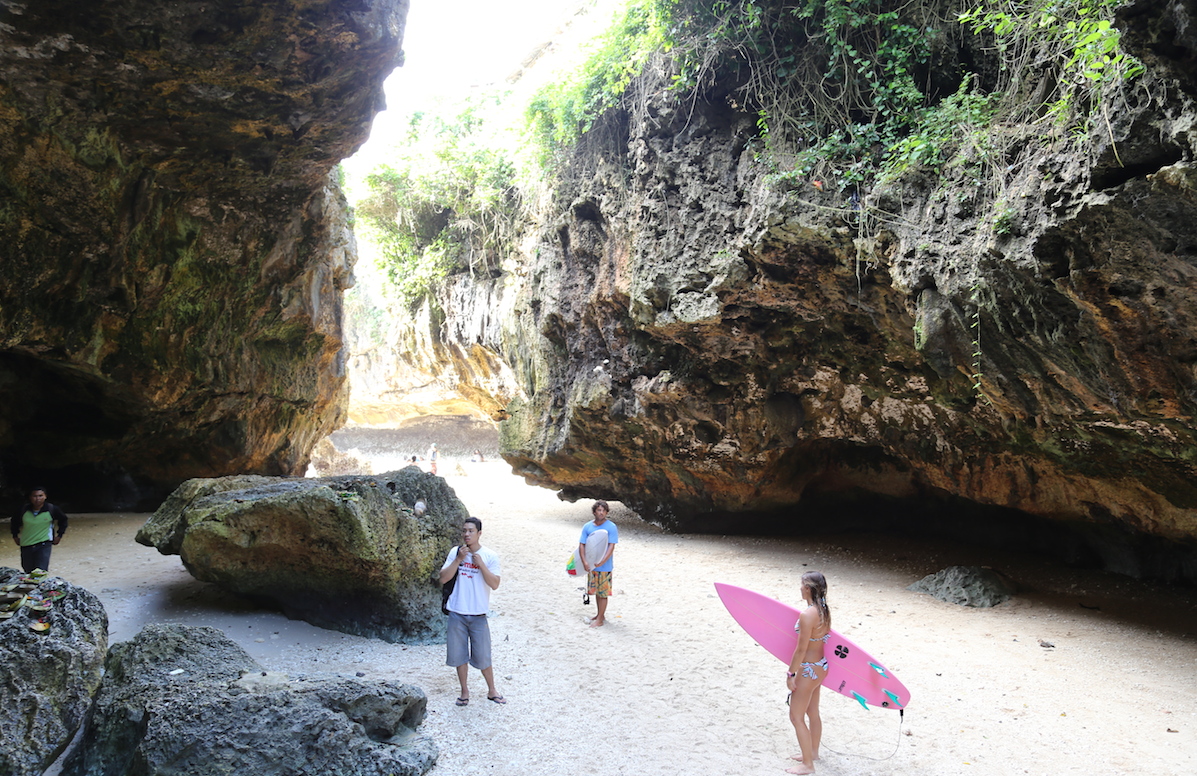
left=63, top=623, right=436, bottom=776
left=309, top=436, right=375, bottom=476
left=0, top=569, right=108, bottom=776
left=136, top=469, right=463, bottom=641
left=393, top=0, right=1197, bottom=580
left=0, top=0, right=407, bottom=509
left=908, top=566, right=1017, bottom=608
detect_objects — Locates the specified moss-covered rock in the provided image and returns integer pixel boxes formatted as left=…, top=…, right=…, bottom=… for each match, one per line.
left=392, top=0, right=1197, bottom=580
left=137, top=469, right=463, bottom=642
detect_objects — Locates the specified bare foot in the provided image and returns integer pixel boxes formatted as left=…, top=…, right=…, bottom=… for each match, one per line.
left=589, top=618, right=605, bottom=628
left=784, top=766, right=815, bottom=775
left=789, top=754, right=819, bottom=762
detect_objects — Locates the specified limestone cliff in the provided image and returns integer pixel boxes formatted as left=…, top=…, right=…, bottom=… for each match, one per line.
left=0, top=0, right=406, bottom=507
left=343, top=269, right=519, bottom=427
left=397, top=0, right=1197, bottom=579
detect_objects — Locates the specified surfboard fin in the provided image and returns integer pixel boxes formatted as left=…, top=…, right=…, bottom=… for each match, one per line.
left=868, top=662, right=888, bottom=677
left=852, top=691, right=869, bottom=710
left=884, top=689, right=904, bottom=708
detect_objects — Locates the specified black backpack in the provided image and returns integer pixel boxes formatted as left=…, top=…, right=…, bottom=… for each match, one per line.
left=441, top=570, right=457, bottom=615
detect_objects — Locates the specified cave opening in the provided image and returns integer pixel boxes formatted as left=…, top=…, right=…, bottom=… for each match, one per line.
left=684, top=488, right=1197, bottom=585
left=0, top=351, right=145, bottom=512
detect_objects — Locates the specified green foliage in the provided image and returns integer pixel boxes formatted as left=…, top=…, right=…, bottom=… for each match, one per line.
left=882, top=75, right=1005, bottom=178
left=658, top=0, right=941, bottom=191
left=792, top=0, right=930, bottom=123
left=525, top=0, right=670, bottom=164
left=356, top=97, right=521, bottom=306
left=959, top=0, right=1142, bottom=85
left=991, top=202, right=1016, bottom=235
left=771, top=77, right=1000, bottom=190
left=774, top=122, right=888, bottom=189
left=652, top=0, right=1142, bottom=191
left=957, top=0, right=1143, bottom=131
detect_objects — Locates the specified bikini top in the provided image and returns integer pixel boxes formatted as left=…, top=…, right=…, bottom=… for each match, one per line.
left=793, top=620, right=831, bottom=641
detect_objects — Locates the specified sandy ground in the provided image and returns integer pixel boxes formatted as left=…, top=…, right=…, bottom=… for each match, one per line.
left=6, top=460, right=1196, bottom=776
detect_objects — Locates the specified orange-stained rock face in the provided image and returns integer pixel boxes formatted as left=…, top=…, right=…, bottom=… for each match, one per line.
left=0, top=0, right=407, bottom=508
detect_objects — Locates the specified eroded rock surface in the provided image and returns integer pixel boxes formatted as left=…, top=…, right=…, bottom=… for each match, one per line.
left=908, top=566, right=1017, bottom=608
left=0, top=569, right=107, bottom=776
left=63, top=623, right=436, bottom=776
left=390, top=0, right=1197, bottom=580
left=0, top=0, right=407, bottom=508
left=137, top=469, right=462, bottom=641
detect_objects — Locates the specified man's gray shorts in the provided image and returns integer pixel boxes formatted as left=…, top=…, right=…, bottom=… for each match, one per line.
left=446, top=612, right=492, bottom=669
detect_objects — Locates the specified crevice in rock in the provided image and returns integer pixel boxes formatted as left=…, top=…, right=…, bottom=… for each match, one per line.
left=1091, top=145, right=1184, bottom=191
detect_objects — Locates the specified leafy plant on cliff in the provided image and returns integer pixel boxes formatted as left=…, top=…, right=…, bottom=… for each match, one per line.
left=959, top=0, right=1143, bottom=116
left=356, top=98, right=522, bottom=307
left=525, top=0, right=671, bottom=167
left=649, top=0, right=1141, bottom=189
left=652, top=0, right=945, bottom=186
left=942, top=0, right=1141, bottom=401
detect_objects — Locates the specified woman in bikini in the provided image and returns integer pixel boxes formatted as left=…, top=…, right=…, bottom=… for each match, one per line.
left=785, top=571, right=831, bottom=775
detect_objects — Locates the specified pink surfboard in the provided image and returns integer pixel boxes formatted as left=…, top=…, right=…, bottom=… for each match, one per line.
left=714, top=582, right=910, bottom=711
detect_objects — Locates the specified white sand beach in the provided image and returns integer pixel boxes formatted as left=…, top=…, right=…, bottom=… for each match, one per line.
left=7, top=461, right=1195, bottom=776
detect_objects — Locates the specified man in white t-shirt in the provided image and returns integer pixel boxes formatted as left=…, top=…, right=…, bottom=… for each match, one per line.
left=438, top=516, right=504, bottom=705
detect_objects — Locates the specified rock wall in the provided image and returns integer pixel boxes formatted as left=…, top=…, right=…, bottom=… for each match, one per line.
left=0, top=0, right=407, bottom=508
left=409, top=0, right=1197, bottom=579
left=343, top=268, right=523, bottom=427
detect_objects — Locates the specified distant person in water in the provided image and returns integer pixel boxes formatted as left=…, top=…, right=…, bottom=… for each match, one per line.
left=427, top=443, right=438, bottom=475
left=579, top=500, right=618, bottom=627
left=784, top=571, right=832, bottom=775
left=11, top=486, right=68, bottom=573
left=470, top=449, right=484, bottom=463
left=439, top=517, right=504, bottom=705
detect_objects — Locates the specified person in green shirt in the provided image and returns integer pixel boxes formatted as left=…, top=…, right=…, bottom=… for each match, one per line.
left=10, top=487, right=68, bottom=573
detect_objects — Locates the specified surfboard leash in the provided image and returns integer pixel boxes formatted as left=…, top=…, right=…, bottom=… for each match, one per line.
left=820, top=708, right=905, bottom=762
left=784, top=696, right=906, bottom=762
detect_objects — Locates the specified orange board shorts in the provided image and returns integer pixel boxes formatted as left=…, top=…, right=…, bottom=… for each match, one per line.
left=587, top=570, right=612, bottom=598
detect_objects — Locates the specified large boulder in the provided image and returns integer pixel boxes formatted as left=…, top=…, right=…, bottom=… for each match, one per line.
left=0, top=569, right=108, bottom=776
left=63, top=623, right=436, bottom=776
left=136, top=469, right=463, bottom=642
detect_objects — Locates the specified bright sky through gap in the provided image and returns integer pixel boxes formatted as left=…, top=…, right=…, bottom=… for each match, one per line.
left=340, top=0, right=624, bottom=304
left=344, top=0, right=608, bottom=179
